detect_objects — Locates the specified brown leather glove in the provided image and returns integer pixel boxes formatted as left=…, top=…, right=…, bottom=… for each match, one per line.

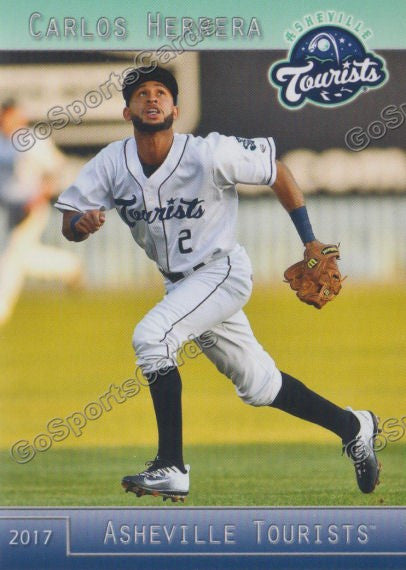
left=284, top=241, right=344, bottom=309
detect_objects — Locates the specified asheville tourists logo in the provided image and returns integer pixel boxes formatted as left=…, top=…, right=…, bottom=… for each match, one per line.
left=269, top=26, right=387, bottom=109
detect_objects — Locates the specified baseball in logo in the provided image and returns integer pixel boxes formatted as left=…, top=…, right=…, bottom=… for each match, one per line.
left=269, top=25, right=387, bottom=109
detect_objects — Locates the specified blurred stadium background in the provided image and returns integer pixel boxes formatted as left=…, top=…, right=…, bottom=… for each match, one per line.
left=0, top=51, right=404, bottom=505
left=1, top=50, right=406, bottom=286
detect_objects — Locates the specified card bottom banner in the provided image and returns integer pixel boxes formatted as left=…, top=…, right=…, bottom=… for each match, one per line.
left=0, top=507, right=405, bottom=569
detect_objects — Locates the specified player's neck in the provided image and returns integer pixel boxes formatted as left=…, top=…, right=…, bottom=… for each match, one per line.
left=134, top=129, right=174, bottom=166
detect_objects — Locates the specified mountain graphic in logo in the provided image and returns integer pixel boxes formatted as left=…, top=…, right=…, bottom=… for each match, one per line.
left=270, top=25, right=387, bottom=109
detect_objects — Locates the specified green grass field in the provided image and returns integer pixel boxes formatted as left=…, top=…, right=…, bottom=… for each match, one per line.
left=0, top=443, right=404, bottom=506
left=0, top=285, right=405, bottom=506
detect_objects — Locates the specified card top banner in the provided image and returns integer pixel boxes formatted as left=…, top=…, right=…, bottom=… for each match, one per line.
left=0, top=0, right=405, bottom=50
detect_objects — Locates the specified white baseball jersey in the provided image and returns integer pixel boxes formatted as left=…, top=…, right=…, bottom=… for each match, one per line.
left=55, top=132, right=277, bottom=274
left=56, top=131, right=282, bottom=406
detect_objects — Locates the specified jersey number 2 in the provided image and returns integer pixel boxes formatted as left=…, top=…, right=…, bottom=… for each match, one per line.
left=178, top=229, right=193, bottom=254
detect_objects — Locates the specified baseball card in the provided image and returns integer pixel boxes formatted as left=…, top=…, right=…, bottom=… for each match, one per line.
left=0, top=1, right=405, bottom=569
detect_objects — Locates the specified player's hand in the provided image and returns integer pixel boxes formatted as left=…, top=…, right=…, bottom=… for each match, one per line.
left=74, top=209, right=106, bottom=235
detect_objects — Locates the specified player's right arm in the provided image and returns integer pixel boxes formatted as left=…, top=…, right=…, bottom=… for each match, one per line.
left=62, top=209, right=106, bottom=242
left=56, top=143, right=117, bottom=241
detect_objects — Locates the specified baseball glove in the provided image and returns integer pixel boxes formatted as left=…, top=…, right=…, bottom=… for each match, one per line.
left=284, top=242, right=344, bottom=309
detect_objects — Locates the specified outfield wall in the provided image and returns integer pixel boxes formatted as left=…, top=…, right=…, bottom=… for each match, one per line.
left=1, top=195, right=405, bottom=289
left=29, top=194, right=406, bottom=288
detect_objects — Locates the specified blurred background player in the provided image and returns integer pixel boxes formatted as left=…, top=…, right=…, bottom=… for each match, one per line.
left=0, top=99, right=83, bottom=326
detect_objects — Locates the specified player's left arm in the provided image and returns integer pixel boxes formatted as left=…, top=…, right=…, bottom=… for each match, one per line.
left=271, top=160, right=318, bottom=246
left=271, top=160, right=304, bottom=211
left=273, top=160, right=344, bottom=308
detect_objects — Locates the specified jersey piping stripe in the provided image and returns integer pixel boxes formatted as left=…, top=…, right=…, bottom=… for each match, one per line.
left=157, top=135, right=190, bottom=273
left=266, top=138, right=275, bottom=186
left=123, top=138, right=144, bottom=202
left=159, top=255, right=231, bottom=343
left=123, top=138, right=160, bottom=262
left=54, top=201, right=83, bottom=213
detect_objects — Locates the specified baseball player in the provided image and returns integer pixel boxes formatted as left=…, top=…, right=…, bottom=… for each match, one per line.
left=56, top=66, right=380, bottom=502
left=0, top=99, right=83, bottom=326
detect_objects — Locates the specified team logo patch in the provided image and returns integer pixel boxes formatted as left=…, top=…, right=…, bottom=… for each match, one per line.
left=269, top=25, right=387, bottom=109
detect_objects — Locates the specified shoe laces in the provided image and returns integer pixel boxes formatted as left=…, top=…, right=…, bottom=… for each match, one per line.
left=140, top=459, right=176, bottom=478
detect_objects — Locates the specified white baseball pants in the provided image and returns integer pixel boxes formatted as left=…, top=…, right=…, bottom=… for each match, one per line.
left=132, top=244, right=282, bottom=406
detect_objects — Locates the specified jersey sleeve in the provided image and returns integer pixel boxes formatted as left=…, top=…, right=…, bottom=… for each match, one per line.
left=54, top=145, right=116, bottom=212
left=210, top=133, right=277, bottom=188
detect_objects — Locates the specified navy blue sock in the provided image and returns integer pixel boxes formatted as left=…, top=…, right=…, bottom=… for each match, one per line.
left=147, top=367, right=186, bottom=472
left=271, top=372, right=360, bottom=443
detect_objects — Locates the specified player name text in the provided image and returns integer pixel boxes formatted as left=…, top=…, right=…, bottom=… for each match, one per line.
left=28, top=13, right=127, bottom=39
left=146, top=12, right=261, bottom=38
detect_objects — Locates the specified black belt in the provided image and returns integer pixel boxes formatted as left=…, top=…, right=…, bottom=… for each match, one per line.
left=160, top=262, right=206, bottom=283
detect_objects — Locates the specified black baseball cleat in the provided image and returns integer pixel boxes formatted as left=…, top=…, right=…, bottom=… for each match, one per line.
left=121, top=459, right=190, bottom=503
left=343, top=408, right=382, bottom=494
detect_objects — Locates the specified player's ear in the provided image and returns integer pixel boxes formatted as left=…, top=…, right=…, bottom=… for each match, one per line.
left=123, top=106, right=132, bottom=122
left=173, top=106, right=179, bottom=120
